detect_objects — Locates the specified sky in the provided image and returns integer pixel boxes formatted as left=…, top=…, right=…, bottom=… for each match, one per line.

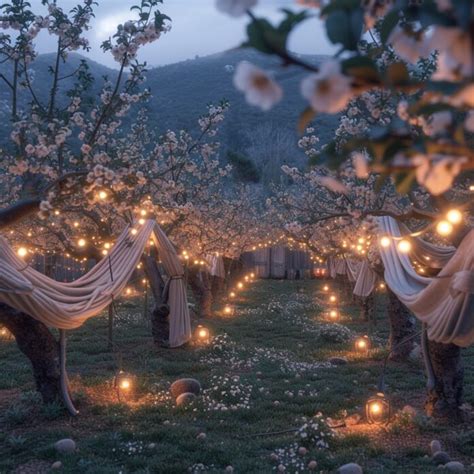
left=28, top=0, right=336, bottom=68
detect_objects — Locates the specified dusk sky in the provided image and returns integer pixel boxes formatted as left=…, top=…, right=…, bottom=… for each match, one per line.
left=29, top=0, right=336, bottom=68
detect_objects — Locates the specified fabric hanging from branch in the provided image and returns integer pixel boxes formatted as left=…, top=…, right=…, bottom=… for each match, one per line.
left=0, top=220, right=191, bottom=347
left=377, top=216, right=474, bottom=347
left=208, top=255, right=226, bottom=279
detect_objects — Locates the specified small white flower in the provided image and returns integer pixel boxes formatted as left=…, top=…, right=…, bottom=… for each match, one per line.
left=389, top=27, right=430, bottom=64
left=301, top=61, right=352, bottom=113
left=216, top=0, right=257, bottom=17
left=233, top=61, right=283, bottom=111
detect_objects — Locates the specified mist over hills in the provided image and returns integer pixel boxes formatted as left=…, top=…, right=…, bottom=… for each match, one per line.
left=0, top=49, right=339, bottom=183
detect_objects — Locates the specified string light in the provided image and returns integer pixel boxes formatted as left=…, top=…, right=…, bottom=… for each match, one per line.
left=329, top=294, right=337, bottom=303
left=436, top=220, right=453, bottom=236
left=323, top=285, right=329, bottom=292
left=17, top=247, right=28, bottom=258
left=446, top=209, right=462, bottom=225
left=328, top=309, right=338, bottom=320
left=229, top=291, right=236, bottom=299
left=77, top=238, right=86, bottom=247
left=397, top=239, right=412, bottom=254
left=98, top=190, right=108, bottom=200
left=380, top=236, right=391, bottom=248
left=237, top=282, right=244, bottom=290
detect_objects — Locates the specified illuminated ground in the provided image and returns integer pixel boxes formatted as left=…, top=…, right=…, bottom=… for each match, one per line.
left=1, top=279, right=473, bottom=473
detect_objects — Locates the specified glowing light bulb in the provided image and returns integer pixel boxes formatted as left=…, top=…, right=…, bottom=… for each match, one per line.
left=125, top=287, right=132, bottom=295
left=78, top=238, right=86, bottom=247
left=329, top=309, right=338, bottom=319
left=98, top=190, right=108, bottom=200
left=237, top=282, right=244, bottom=289
left=229, top=291, right=236, bottom=298
left=131, top=228, right=138, bottom=235
left=446, top=209, right=462, bottom=224
left=17, top=247, right=28, bottom=258
left=138, top=218, right=145, bottom=225
left=436, top=220, right=453, bottom=236
left=104, top=242, right=111, bottom=250
left=329, top=295, right=337, bottom=303
left=379, top=282, right=386, bottom=289
left=323, top=285, right=329, bottom=292
left=397, top=239, right=411, bottom=254
left=380, top=236, right=391, bottom=248
left=250, top=273, right=255, bottom=278
left=224, top=305, right=233, bottom=315
left=371, top=402, right=381, bottom=414
left=140, top=209, right=147, bottom=217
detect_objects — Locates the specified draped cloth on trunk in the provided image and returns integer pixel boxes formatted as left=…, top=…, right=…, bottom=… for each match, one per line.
left=353, top=260, right=378, bottom=298
left=377, top=216, right=474, bottom=347
left=0, top=220, right=191, bottom=347
left=209, top=255, right=226, bottom=279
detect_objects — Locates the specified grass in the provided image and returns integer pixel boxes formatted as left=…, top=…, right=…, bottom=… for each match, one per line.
left=0, top=279, right=473, bottom=473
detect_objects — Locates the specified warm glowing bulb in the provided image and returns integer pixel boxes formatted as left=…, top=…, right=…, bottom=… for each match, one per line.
left=78, top=238, right=86, bottom=247
left=140, top=209, right=147, bottom=217
left=358, top=237, right=365, bottom=244
left=436, top=220, right=453, bottom=236
left=17, top=247, right=27, bottom=257
left=237, top=282, right=244, bottom=289
left=104, top=242, right=111, bottom=250
left=138, top=218, right=145, bottom=225
left=250, top=273, right=255, bottom=278
left=446, top=209, right=462, bottom=224
left=357, top=339, right=367, bottom=349
left=126, top=287, right=132, bottom=295
left=370, top=402, right=381, bottom=414
left=120, top=379, right=131, bottom=390
left=229, top=291, right=236, bottom=298
left=98, top=191, right=108, bottom=200
left=329, top=310, right=338, bottom=319
left=323, top=285, right=329, bottom=292
left=379, top=283, right=386, bottom=289
left=397, top=239, right=411, bottom=254
left=380, top=236, right=391, bottom=248
left=131, top=228, right=138, bottom=235
left=224, top=305, right=232, bottom=314
left=73, top=221, right=79, bottom=228
left=198, top=328, right=208, bottom=339
left=329, top=295, right=337, bottom=303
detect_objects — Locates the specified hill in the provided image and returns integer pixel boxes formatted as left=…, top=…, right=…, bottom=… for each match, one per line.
left=0, top=50, right=339, bottom=183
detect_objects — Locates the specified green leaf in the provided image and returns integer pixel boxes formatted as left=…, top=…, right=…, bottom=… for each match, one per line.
left=341, top=56, right=380, bottom=82
left=326, top=11, right=352, bottom=48
left=298, top=107, right=316, bottom=135
left=379, top=9, right=400, bottom=44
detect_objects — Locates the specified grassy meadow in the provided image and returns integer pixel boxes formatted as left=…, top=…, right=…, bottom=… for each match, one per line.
left=1, top=279, right=474, bottom=473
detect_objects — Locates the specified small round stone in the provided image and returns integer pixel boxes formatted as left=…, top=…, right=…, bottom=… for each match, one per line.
left=170, top=378, right=201, bottom=398
left=196, top=432, right=207, bottom=440
left=329, top=357, right=348, bottom=366
left=337, top=462, right=363, bottom=474
left=432, top=451, right=451, bottom=465
left=51, top=461, right=62, bottom=470
left=176, top=392, right=197, bottom=407
left=445, top=461, right=465, bottom=472
left=430, top=440, right=442, bottom=455
left=225, top=466, right=234, bottom=473
left=278, top=464, right=286, bottom=472
left=54, top=438, right=76, bottom=454
left=270, top=453, right=279, bottom=462
left=308, top=460, right=318, bottom=470
left=298, top=446, right=307, bottom=456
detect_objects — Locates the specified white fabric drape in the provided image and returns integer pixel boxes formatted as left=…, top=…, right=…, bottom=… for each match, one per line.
left=353, top=260, right=377, bottom=298
left=208, top=255, right=226, bottom=279
left=378, top=216, right=474, bottom=347
left=0, top=220, right=191, bottom=347
left=345, top=259, right=360, bottom=283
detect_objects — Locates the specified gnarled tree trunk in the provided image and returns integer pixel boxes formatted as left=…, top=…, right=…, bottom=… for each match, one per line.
left=142, top=255, right=170, bottom=346
left=0, top=303, right=61, bottom=403
left=425, top=340, right=464, bottom=420
left=188, top=269, right=213, bottom=318
left=386, top=287, right=416, bottom=361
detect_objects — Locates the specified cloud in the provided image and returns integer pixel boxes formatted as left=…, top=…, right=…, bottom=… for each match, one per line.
left=28, top=0, right=335, bottom=68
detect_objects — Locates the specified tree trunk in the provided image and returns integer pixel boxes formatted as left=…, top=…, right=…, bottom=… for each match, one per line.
left=386, top=287, right=416, bottom=361
left=359, top=293, right=376, bottom=326
left=0, top=303, right=61, bottom=403
left=107, top=304, right=114, bottom=350
left=188, top=269, right=213, bottom=318
left=425, top=340, right=464, bottom=420
left=143, top=255, right=170, bottom=347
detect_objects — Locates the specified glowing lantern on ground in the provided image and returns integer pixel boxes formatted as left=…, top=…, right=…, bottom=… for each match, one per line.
left=323, top=285, right=329, bottom=292
left=229, top=291, right=236, bottom=299
left=0, top=325, right=10, bottom=339
left=237, top=282, right=244, bottom=290
left=250, top=272, right=255, bottom=279
left=328, top=309, right=339, bottom=321
left=223, top=305, right=234, bottom=316
left=114, top=371, right=134, bottom=401
left=195, top=325, right=210, bottom=344
left=329, top=294, right=337, bottom=303
left=366, top=392, right=391, bottom=424
left=355, top=336, right=370, bottom=354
